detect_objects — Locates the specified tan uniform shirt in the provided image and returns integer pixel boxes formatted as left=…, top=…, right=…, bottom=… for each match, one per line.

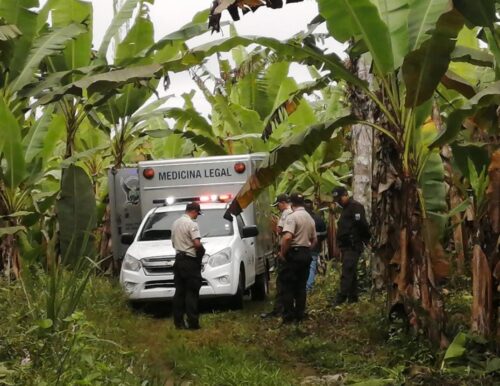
left=278, top=207, right=293, bottom=230
left=282, top=207, right=316, bottom=247
left=171, top=214, right=201, bottom=257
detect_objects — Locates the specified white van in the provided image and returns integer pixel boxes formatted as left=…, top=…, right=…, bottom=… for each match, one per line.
left=109, top=154, right=273, bottom=308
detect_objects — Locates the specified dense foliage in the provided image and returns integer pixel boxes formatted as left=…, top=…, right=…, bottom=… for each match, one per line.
left=0, top=0, right=498, bottom=383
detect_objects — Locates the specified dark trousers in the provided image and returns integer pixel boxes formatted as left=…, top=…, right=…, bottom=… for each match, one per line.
left=173, top=256, right=202, bottom=328
left=272, top=261, right=284, bottom=314
left=336, top=248, right=361, bottom=302
left=279, top=247, right=311, bottom=322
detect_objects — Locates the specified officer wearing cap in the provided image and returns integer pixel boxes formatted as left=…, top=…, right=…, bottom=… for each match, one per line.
left=332, top=187, right=371, bottom=305
left=279, top=192, right=317, bottom=323
left=171, top=202, right=205, bottom=329
left=261, top=193, right=293, bottom=319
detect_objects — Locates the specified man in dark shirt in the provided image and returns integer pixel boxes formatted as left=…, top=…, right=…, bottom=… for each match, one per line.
left=304, top=199, right=327, bottom=291
left=332, top=187, right=371, bottom=305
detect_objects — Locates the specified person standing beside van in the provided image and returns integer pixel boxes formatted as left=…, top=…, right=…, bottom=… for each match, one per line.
left=279, top=193, right=317, bottom=324
left=171, top=202, right=205, bottom=330
left=261, top=193, right=293, bottom=319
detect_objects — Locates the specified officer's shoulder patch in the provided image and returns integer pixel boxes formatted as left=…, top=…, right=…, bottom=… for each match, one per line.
left=355, top=213, right=361, bottom=221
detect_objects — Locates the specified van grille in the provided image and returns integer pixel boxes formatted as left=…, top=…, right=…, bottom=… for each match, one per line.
left=141, top=256, right=175, bottom=276
left=144, top=279, right=208, bottom=289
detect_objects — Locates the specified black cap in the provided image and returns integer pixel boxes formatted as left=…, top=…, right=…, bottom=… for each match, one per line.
left=186, top=202, right=202, bottom=215
left=332, top=186, right=348, bottom=200
left=271, top=193, right=289, bottom=207
left=290, top=192, right=305, bottom=206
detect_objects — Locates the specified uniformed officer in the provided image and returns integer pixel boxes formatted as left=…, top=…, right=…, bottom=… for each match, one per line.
left=304, top=199, right=327, bottom=292
left=261, top=193, right=293, bottom=319
left=332, top=187, right=371, bottom=306
left=279, top=193, right=317, bottom=323
left=171, top=202, right=205, bottom=330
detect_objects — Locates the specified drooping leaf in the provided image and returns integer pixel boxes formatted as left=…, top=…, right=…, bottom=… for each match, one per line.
left=57, top=165, right=96, bottom=266
left=224, top=115, right=356, bottom=218
left=403, top=9, right=464, bottom=107
left=443, top=332, right=467, bottom=361
left=318, top=0, right=394, bottom=74
left=187, top=36, right=368, bottom=91
left=9, top=23, right=87, bottom=92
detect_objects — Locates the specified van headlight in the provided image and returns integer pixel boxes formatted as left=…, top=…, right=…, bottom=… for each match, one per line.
left=208, top=248, right=231, bottom=268
left=122, top=254, right=141, bottom=271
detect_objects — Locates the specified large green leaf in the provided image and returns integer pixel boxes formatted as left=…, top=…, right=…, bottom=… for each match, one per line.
left=51, top=0, right=93, bottom=71
left=318, top=0, right=394, bottom=74
left=224, top=115, right=357, bottom=217
left=403, top=9, right=464, bottom=107
left=0, top=97, right=25, bottom=188
left=9, top=23, right=87, bottom=92
left=373, top=0, right=410, bottom=69
left=408, top=0, right=451, bottom=50
left=23, top=105, right=54, bottom=163
left=443, top=332, right=467, bottom=361
left=57, top=165, right=96, bottom=265
left=98, top=0, right=141, bottom=59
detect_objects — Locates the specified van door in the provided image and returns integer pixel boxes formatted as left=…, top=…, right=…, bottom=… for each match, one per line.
left=236, top=214, right=256, bottom=288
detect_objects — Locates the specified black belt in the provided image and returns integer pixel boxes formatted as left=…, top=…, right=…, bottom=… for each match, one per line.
left=176, top=252, right=196, bottom=259
left=290, top=246, right=310, bottom=251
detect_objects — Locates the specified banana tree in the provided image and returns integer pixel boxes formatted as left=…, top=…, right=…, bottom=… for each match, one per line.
left=206, top=0, right=498, bottom=344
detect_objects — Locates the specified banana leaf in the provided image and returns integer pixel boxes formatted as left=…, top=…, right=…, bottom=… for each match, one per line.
left=224, top=115, right=356, bottom=219
left=403, top=9, right=464, bottom=107
left=57, top=164, right=96, bottom=266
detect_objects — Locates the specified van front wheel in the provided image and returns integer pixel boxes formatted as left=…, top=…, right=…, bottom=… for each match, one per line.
left=251, top=272, right=268, bottom=301
left=229, top=267, right=245, bottom=310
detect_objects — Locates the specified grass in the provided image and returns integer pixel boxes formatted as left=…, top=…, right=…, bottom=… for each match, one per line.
left=1, top=261, right=498, bottom=385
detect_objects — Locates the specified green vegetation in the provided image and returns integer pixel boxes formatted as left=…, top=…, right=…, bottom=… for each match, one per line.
left=2, top=266, right=498, bottom=385
left=0, top=0, right=498, bottom=383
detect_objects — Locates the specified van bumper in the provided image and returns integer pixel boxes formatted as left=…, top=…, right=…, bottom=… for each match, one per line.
left=120, top=264, right=236, bottom=301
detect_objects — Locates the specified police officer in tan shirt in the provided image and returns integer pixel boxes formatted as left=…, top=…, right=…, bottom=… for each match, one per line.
left=279, top=193, right=317, bottom=323
left=171, top=202, right=205, bottom=330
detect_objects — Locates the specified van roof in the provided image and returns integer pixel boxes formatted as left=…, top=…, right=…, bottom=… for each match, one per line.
left=138, top=153, right=267, bottom=167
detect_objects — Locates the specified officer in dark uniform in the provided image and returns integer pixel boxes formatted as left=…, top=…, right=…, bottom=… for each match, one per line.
left=171, top=202, right=206, bottom=330
left=279, top=193, right=317, bottom=323
left=332, top=187, right=371, bottom=305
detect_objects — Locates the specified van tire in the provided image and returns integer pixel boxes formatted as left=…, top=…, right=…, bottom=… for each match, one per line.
left=251, top=271, right=268, bottom=301
left=230, top=266, right=245, bottom=310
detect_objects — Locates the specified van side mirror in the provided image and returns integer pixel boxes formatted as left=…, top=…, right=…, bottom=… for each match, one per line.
left=242, top=225, right=258, bottom=238
left=121, top=233, right=135, bottom=245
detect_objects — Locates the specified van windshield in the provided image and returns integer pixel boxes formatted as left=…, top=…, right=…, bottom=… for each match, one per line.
left=139, top=209, right=233, bottom=241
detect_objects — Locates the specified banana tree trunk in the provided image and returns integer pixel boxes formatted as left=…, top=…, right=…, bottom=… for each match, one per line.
left=471, top=244, right=494, bottom=336
left=471, top=149, right=500, bottom=338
